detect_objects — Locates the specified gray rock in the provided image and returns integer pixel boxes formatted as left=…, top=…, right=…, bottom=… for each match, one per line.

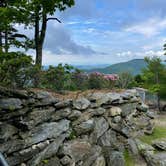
left=60, top=139, right=92, bottom=163
left=35, top=91, right=59, bottom=106
left=39, top=157, right=62, bottom=166
left=60, top=155, right=72, bottom=165
left=146, top=111, right=156, bottom=119
left=0, top=98, right=22, bottom=110
left=152, top=139, right=166, bottom=151
left=98, top=129, right=117, bottom=147
left=137, top=103, right=149, bottom=112
left=29, top=134, right=66, bottom=166
left=82, top=145, right=102, bottom=166
left=20, top=107, right=55, bottom=129
left=143, top=152, right=166, bottom=166
left=128, top=139, right=139, bottom=156
left=103, top=148, right=125, bottom=166
left=51, top=108, right=71, bottom=121
left=55, top=100, right=72, bottom=109
left=74, top=119, right=94, bottom=135
left=0, top=123, right=18, bottom=141
left=0, top=139, right=25, bottom=154
left=73, top=98, right=90, bottom=110
left=112, top=116, right=121, bottom=123
left=68, top=110, right=82, bottom=120
left=92, top=156, right=106, bottom=166
left=90, top=117, right=109, bottom=143
left=88, top=107, right=106, bottom=116
left=135, top=139, right=154, bottom=154
left=120, top=103, right=137, bottom=117
left=24, top=120, right=70, bottom=145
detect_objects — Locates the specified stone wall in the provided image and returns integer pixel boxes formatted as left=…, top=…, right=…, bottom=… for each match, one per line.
left=0, top=88, right=154, bottom=166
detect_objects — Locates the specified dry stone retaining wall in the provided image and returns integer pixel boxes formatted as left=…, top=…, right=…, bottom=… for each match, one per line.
left=0, top=88, right=154, bottom=166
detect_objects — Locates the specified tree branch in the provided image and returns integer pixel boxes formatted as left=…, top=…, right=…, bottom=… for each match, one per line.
left=46, top=17, right=61, bottom=23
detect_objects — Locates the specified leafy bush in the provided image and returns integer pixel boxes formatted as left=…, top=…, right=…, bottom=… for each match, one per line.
left=0, top=52, right=37, bottom=88
left=41, top=64, right=75, bottom=91
left=71, top=69, right=89, bottom=90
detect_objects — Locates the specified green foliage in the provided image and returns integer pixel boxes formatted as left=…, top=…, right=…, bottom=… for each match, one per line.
left=139, top=126, right=166, bottom=144
left=41, top=64, right=75, bottom=91
left=116, top=72, right=134, bottom=89
left=0, top=52, right=37, bottom=88
left=88, top=72, right=107, bottom=89
left=124, top=149, right=135, bottom=166
left=142, top=57, right=166, bottom=99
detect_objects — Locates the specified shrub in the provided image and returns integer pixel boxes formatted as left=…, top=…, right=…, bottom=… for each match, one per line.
left=0, top=52, right=36, bottom=88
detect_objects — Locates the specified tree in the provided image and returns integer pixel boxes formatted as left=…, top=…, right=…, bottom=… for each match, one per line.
left=142, top=57, right=166, bottom=111
left=26, top=0, right=75, bottom=67
left=0, top=0, right=31, bottom=52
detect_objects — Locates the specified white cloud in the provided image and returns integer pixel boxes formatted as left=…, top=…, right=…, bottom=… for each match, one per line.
left=125, top=17, right=166, bottom=37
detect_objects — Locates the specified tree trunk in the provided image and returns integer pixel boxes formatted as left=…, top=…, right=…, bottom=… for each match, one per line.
left=34, top=9, right=47, bottom=87
left=4, top=28, right=8, bottom=53
left=0, top=31, right=2, bottom=52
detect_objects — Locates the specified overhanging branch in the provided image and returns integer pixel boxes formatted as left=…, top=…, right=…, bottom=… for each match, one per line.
left=46, top=17, right=61, bottom=23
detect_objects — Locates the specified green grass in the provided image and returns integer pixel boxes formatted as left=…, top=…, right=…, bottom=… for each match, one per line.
left=124, top=149, right=135, bottom=166
left=139, top=126, right=166, bottom=144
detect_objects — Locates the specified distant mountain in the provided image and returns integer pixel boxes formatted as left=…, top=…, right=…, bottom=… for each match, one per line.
left=75, top=64, right=109, bottom=70
left=85, top=59, right=147, bottom=75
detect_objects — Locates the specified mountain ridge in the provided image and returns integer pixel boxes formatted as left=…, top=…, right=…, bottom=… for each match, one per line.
left=84, top=59, right=147, bottom=75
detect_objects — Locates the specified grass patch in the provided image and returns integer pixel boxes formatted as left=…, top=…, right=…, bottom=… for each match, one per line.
left=139, top=126, right=166, bottom=144
left=124, top=149, right=135, bottom=166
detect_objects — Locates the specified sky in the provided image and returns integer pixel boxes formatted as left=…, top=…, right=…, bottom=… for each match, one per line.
left=30, top=0, right=166, bottom=65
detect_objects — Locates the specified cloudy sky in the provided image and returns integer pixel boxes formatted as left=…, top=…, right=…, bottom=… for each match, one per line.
left=33, top=0, right=166, bottom=65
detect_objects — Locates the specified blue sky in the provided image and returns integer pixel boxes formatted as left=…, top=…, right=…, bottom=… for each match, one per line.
left=33, top=0, right=166, bottom=65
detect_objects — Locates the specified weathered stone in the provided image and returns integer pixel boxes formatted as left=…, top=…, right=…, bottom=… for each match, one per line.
left=98, top=129, right=117, bottom=147
left=137, top=103, right=149, bottom=112
left=120, top=103, right=137, bottom=117
left=92, top=156, right=106, bottom=166
left=90, top=117, right=109, bottom=143
left=135, top=139, right=154, bottom=154
left=51, top=108, right=71, bottom=121
left=60, top=155, right=72, bottom=165
left=68, top=110, right=82, bottom=120
left=73, top=98, right=90, bottom=110
left=146, top=111, right=156, bottom=119
left=0, top=98, right=22, bottom=110
left=55, top=100, right=72, bottom=109
left=0, top=123, right=18, bottom=141
left=23, top=120, right=70, bottom=145
left=128, top=139, right=139, bottom=156
left=112, top=116, right=121, bottom=123
left=74, top=119, right=94, bottom=135
left=103, top=148, right=125, bottom=166
left=88, top=107, right=106, bottom=116
left=39, top=157, right=62, bottom=166
left=60, top=139, right=91, bottom=163
left=82, top=145, right=102, bottom=166
left=108, top=107, right=122, bottom=117
left=152, top=139, right=166, bottom=151
left=28, top=134, right=67, bottom=166
left=20, top=107, right=55, bottom=129
left=0, top=139, right=25, bottom=154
